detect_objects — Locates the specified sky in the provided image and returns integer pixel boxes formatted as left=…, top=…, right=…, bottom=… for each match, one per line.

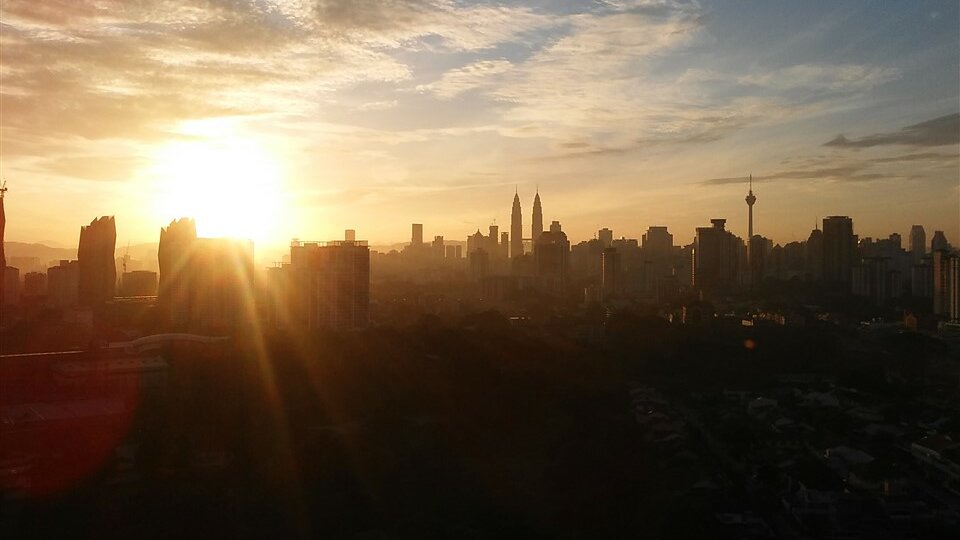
left=1, top=0, right=958, bottom=257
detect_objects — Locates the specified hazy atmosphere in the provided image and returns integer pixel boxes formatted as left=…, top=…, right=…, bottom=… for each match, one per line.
left=2, top=0, right=957, bottom=251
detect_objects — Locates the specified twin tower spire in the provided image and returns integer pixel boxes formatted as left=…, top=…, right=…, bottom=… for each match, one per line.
left=511, top=188, right=543, bottom=257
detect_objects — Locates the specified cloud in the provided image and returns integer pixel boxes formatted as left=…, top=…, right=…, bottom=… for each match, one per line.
left=739, top=64, right=901, bottom=93
left=824, top=113, right=960, bottom=148
left=416, top=59, right=513, bottom=99
left=312, top=0, right=556, bottom=50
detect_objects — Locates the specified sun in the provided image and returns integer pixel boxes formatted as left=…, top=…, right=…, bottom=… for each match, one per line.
left=151, top=135, right=286, bottom=244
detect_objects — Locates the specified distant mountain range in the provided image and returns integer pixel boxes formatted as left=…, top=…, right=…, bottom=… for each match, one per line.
left=3, top=241, right=161, bottom=269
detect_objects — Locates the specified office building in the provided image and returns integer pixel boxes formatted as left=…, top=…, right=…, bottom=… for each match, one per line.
left=933, top=250, right=959, bottom=320
left=822, top=216, right=856, bottom=288
left=931, top=230, right=951, bottom=252
left=532, top=190, right=543, bottom=243
left=78, top=216, right=117, bottom=306
left=3, top=267, right=19, bottom=306
left=534, top=220, right=570, bottom=294
left=47, top=260, right=80, bottom=309
left=411, top=223, right=424, bottom=246
left=511, top=191, right=523, bottom=258
left=158, top=218, right=254, bottom=332
left=693, top=219, right=739, bottom=291
left=601, top=247, right=620, bottom=295
left=598, top=228, right=613, bottom=248
left=283, top=239, right=370, bottom=330
left=909, top=225, right=926, bottom=262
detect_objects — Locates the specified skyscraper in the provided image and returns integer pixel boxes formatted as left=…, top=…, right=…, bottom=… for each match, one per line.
left=693, top=219, right=739, bottom=291
left=411, top=223, right=424, bottom=246
left=511, top=190, right=522, bottom=258
left=909, top=225, right=926, bottom=263
left=532, top=190, right=543, bottom=243
left=158, top=218, right=254, bottom=331
left=285, top=239, right=370, bottom=330
left=822, top=216, right=856, bottom=289
left=932, top=249, right=959, bottom=320
left=535, top=220, right=569, bottom=294
left=598, top=228, right=613, bottom=248
left=931, top=230, right=950, bottom=252
left=77, top=216, right=117, bottom=306
left=601, top=247, right=620, bottom=295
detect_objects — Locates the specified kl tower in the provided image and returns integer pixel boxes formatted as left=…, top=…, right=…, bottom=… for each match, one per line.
left=745, top=174, right=757, bottom=285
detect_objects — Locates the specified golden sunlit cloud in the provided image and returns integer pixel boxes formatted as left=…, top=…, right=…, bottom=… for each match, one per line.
left=149, top=128, right=288, bottom=244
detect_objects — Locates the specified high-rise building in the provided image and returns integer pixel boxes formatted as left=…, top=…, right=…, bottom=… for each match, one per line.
left=931, top=230, right=951, bottom=252
left=598, top=228, right=613, bottom=248
left=345, top=229, right=356, bottom=242
left=488, top=225, right=500, bottom=259
left=500, top=232, right=510, bottom=260
left=511, top=191, right=523, bottom=258
left=78, top=216, right=117, bottom=306
left=909, top=225, right=926, bottom=262
left=47, top=260, right=79, bottom=308
left=535, top=220, right=569, bottom=294
left=933, top=250, right=959, bottom=320
left=532, top=190, right=543, bottom=243
left=822, top=216, right=856, bottom=289
left=158, top=218, right=254, bottom=332
left=601, top=247, right=620, bottom=295
left=411, top=223, right=424, bottom=246
left=283, top=239, right=370, bottom=330
left=693, top=219, right=739, bottom=291
left=806, top=228, right=823, bottom=280
left=3, top=267, right=19, bottom=306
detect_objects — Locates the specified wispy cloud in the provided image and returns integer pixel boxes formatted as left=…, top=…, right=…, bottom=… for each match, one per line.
left=824, top=113, right=960, bottom=148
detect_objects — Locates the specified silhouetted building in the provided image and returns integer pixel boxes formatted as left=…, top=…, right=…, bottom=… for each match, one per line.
left=641, top=226, right=674, bottom=292
left=282, top=239, right=370, bottom=330
left=535, top=221, right=569, bottom=294
left=532, top=190, right=543, bottom=243
left=909, top=225, right=926, bottom=262
left=3, top=267, right=19, bottom=306
left=598, top=228, right=613, bottom=248
left=158, top=218, right=254, bottom=332
left=500, top=231, right=510, bottom=260
left=23, top=271, right=46, bottom=299
left=931, top=230, right=951, bottom=252
left=806, top=228, right=823, bottom=280
left=47, top=260, right=79, bottom=308
left=601, top=248, right=620, bottom=295
left=345, top=229, right=356, bottom=242
left=822, top=216, right=856, bottom=289
left=932, top=250, right=959, bottom=320
left=119, top=270, right=158, bottom=297
left=511, top=191, right=523, bottom=258
left=912, top=257, right=933, bottom=299
left=853, top=257, right=890, bottom=306
left=411, top=223, right=424, bottom=246
left=693, top=219, right=739, bottom=291
left=78, top=216, right=116, bottom=306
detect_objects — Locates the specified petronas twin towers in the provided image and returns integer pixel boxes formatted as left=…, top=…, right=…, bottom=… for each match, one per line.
left=510, top=189, right=543, bottom=258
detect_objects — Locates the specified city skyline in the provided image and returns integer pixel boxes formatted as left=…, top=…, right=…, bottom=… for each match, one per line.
left=1, top=1, right=957, bottom=249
